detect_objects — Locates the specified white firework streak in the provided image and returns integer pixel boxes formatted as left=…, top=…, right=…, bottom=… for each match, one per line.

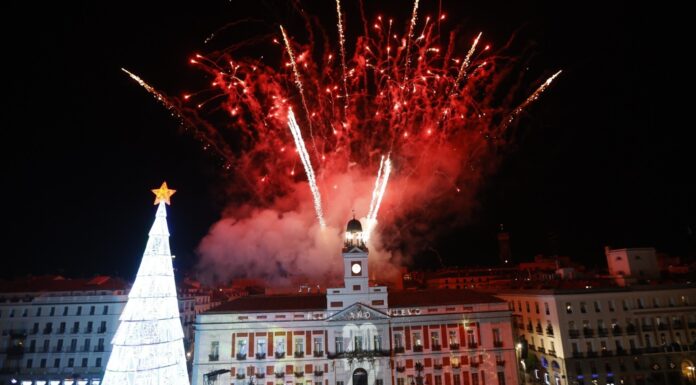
left=454, top=32, right=482, bottom=90
left=364, top=156, right=392, bottom=242
left=403, top=0, right=420, bottom=81
left=287, top=109, right=326, bottom=227
left=504, top=69, right=563, bottom=128
left=335, top=0, right=349, bottom=114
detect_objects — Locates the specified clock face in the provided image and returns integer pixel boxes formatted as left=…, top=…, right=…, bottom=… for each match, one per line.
left=351, top=262, right=362, bottom=275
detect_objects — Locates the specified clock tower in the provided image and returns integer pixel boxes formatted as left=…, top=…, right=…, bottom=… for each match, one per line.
left=326, top=215, right=388, bottom=313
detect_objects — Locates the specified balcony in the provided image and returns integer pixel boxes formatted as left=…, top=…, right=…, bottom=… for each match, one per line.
left=314, top=370, right=324, bottom=376
left=569, top=330, right=580, bottom=339
left=396, top=366, right=406, bottom=373
left=546, top=327, right=554, bottom=336
left=452, top=363, right=461, bottom=369
left=94, top=345, right=105, bottom=352
left=493, top=341, right=504, bottom=348
left=256, top=373, right=265, bottom=379
left=237, top=353, right=247, bottom=360
left=657, top=324, right=668, bottom=331
left=433, top=364, right=443, bottom=370
left=535, top=326, right=543, bottom=335
left=85, top=327, right=93, bottom=334
left=71, top=327, right=79, bottom=334
left=630, top=348, right=643, bottom=355
left=572, top=351, right=583, bottom=358
left=585, top=351, right=598, bottom=358
left=43, top=327, right=53, bottom=335
left=275, top=373, right=285, bottom=379
left=449, top=343, right=460, bottom=350
left=467, top=342, right=478, bottom=349
left=526, top=325, right=533, bottom=332
left=431, top=345, right=442, bottom=351
left=672, top=321, right=684, bottom=329
left=470, top=362, right=480, bottom=368
left=413, top=345, right=423, bottom=352
left=611, top=326, right=622, bottom=336
left=600, top=350, right=613, bottom=357
left=537, top=347, right=546, bottom=354
left=615, top=348, right=627, bottom=356
left=236, top=373, right=246, bottom=380
left=688, top=322, right=696, bottom=329
left=583, top=328, right=594, bottom=338
left=294, top=351, right=305, bottom=358
left=597, top=328, right=608, bottom=337
left=98, top=326, right=107, bottom=334
left=275, top=352, right=285, bottom=359
left=394, top=346, right=405, bottom=354
left=256, top=353, right=266, bottom=359
left=57, top=327, right=65, bottom=335
left=313, top=351, right=324, bottom=358
left=415, top=363, right=424, bottom=372
left=30, top=327, right=39, bottom=335
left=644, top=347, right=659, bottom=354
left=548, top=350, right=556, bottom=357
left=641, top=324, right=654, bottom=332
left=496, top=360, right=506, bottom=366
left=626, top=325, right=637, bottom=335
left=7, top=345, right=24, bottom=357
left=294, top=372, right=304, bottom=378
left=208, top=354, right=219, bottom=362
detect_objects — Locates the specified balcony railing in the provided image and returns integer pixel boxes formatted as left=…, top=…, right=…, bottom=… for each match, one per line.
left=313, top=351, right=324, bottom=357
left=569, top=330, right=580, bottom=339
left=256, top=373, right=265, bottom=379
left=314, top=371, right=324, bottom=376
left=526, top=325, right=533, bottom=332
left=496, top=360, right=506, bottom=366
left=615, top=348, right=627, bottom=356
left=537, top=347, right=546, bottom=353
left=597, top=328, right=608, bottom=337
left=98, top=326, right=107, bottom=334
left=294, top=372, right=304, bottom=378
left=546, top=327, right=554, bottom=336
left=275, top=373, right=285, bottom=379
left=467, top=342, right=478, bottom=349
left=413, top=345, right=423, bottom=352
left=433, top=364, right=443, bottom=370
left=626, top=325, right=637, bottom=335
left=572, top=351, right=583, bottom=358
left=43, top=327, right=53, bottom=335
left=237, top=353, right=247, bottom=360
left=396, top=366, right=406, bottom=373
left=236, top=373, right=246, bottom=380
left=630, top=348, right=643, bottom=355
left=611, top=326, right=622, bottom=336
left=57, top=327, right=65, bottom=334
left=449, top=343, right=460, bottom=350
left=600, top=350, right=613, bottom=357
left=452, top=363, right=461, bottom=369
left=585, top=351, right=598, bottom=358
left=672, top=321, right=684, bottom=329
left=657, top=324, right=668, bottom=331
left=94, top=346, right=105, bottom=352
left=431, top=345, right=442, bottom=351
left=208, top=354, right=219, bottom=361
left=535, top=326, right=543, bottom=334
left=394, top=346, right=405, bottom=354
left=294, top=351, right=305, bottom=358
left=256, top=353, right=266, bottom=359
left=493, top=341, right=504, bottom=348
left=583, top=328, right=594, bottom=338
left=470, top=362, right=480, bottom=368
left=548, top=350, right=556, bottom=357
left=85, top=327, right=93, bottom=334
left=641, top=324, right=654, bottom=332
left=71, top=327, right=79, bottom=334
left=275, top=352, right=285, bottom=359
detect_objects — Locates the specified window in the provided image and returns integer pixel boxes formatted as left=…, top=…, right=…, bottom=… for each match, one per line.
left=594, top=301, right=601, bottom=312
left=82, top=358, right=88, bottom=368
left=335, top=336, right=344, bottom=353
left=472, top=372, right=479, bottom=385
left=566, top=303, right=573, bottom=314
left=493, top=328, right=501, bottom=345
left=103, top=305, right=109, bottom=315
left=72, top=321, right=79, bottom=333
left=398, top=379, right=405, bottom=385
left=63, top=306, right=68, bottom=316
left=453, top=375, right=461, bottom=385
left=57, top=339, right=63, bottom=352
left=466, top=330, right=476, bottom=346
left=637, top=298, right=645, bottom=309
left=40, top=359, right=47, bottom=368
left=54, top=358, right=60, bottom=368
left=376, top=380, right=384, bottom=385
left=96, top=358, right=102, bottom=367
left=76, top=306, right=82, bottom=316
left=497, top=372, right=506, bottom=385
left=353, top=335, right=362, bottom=351
left=258, top=337, right=267, bottom=356
left=608, top=300, right=615, bottom=312
left=238, top=338, right=248, bottom=356
left=580, top=302, right=587, bottom=313
left=449, top=330, right=457, bottom=345
left=68, top=358, right=74, bottom=368
left=535, top=302, right=540, bottom=314
left=526, top=302, right=530, bottom=312
left=517, top=301, right=522, bottom=312
left=27, top=359, right=33, bottom=369
left=90, top=306, right=95, bottom=315
left=275, top=336, right=286, bottom=353
left=373, top=335, right=382, bottom=351
left=22, top=308, right=28, bottom=317
left=544, top=302, right=550, bottom=315
left=70, top=339, right=77, bottom=352
left=99, top=321, right=106, bottom=333
left=36, top=307, right=42, bottom=317
left=49, top=307, right=55, bottom=316
left=431, top=331, right=440, bottom=347
left=434, top=376, right=442, bottom=385
left=210, top=341, right=219, bottom=360
left=653, top=298, right=660, bottom=308
left=622, top=299, right=630, bottom=311
left=413, top=332, right=422, bottom=348
left=84, top=338, right=91, bottom=351
left=295, top=337, right=304, bottom=353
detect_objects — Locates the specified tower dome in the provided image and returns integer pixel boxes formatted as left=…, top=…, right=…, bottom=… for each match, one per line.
left=344, top=215, right=366, bottom=250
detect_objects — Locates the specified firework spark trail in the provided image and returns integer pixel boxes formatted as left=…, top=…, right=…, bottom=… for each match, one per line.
left=280, top=25, right=320, bottom=158
left=287, top=108, right=326, bottom=228
left=335, top=0, right=349, bottom=116
left=365, top=156, right=392, bottom=242
left=403, top=0, right=420, bottom=81
left=453, top=32, right=482, bottom=92
left=504, top=70, right=563, bottom=128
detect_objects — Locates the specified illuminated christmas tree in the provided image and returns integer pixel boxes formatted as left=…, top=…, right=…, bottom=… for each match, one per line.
left=102, top=182, right=190, bottom=385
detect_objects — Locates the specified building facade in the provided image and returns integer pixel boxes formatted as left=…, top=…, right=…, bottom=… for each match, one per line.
left=498, top=285, right=696, bottom=385
left=0, top=276, right=129, bottom=385
left=192, top=218, right=518, bottom=385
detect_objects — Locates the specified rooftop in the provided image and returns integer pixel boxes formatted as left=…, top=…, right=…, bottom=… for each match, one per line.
left=0, top=275, right=129, bottom=295
left=206, top=288, right=504, bottom=313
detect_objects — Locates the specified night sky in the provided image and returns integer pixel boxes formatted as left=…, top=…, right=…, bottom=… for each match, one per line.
left=4, top=1, right=693, bottom=280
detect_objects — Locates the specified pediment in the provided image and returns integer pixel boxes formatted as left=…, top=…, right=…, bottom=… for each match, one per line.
left=328, top=302, right=389, bottom=322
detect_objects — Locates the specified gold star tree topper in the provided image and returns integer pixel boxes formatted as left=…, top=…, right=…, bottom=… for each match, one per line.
left=151, top=182, right=176, bottom=205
